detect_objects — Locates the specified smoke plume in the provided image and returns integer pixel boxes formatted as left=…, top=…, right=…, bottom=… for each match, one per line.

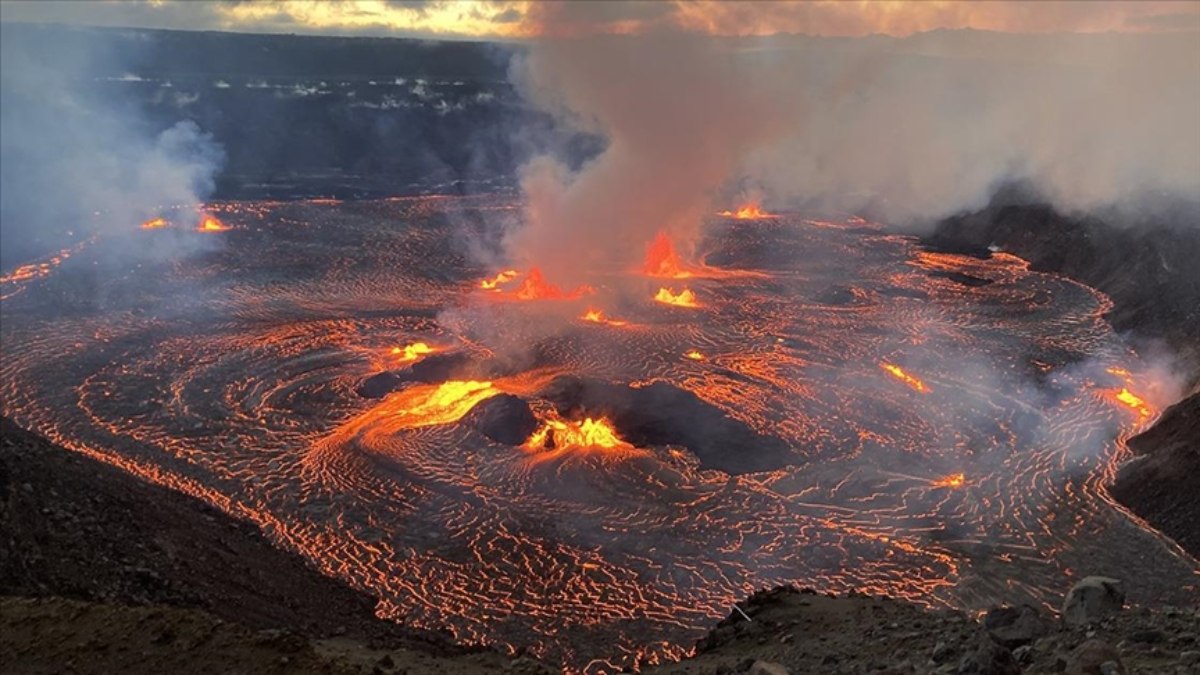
left=507, top=29, right=1200, bottom=281
left=0, top=23, right=225, bottom=267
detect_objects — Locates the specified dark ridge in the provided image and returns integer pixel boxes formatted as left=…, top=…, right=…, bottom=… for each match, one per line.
left=0, top=417, right=470, bottom=653
left=1108, top=393, right=1200, bottom=558
left=540, top=376, right=796, bottom=474
left=927, top=201, right=1200, bottom=378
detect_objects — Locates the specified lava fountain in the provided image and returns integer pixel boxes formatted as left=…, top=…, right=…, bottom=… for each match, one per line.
left=198, top=214, right=230, bottom=232
left=654, top=286, right=699, bottom=308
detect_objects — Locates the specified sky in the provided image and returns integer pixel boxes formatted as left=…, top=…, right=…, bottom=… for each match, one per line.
left=1, top=0, right=1198, bottom=40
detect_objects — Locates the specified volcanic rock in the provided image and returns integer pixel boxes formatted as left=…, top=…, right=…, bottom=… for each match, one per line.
left=956, top=630, right=1020, bottom=675
left=409, top=352, right=480, bottom=383
left=1063, top=639, right=1124, bottom=675
left=1109, top=393, right=1200, bottom=558
left=983, top=605, right=1047, bottom=648
left=927, top=195, right=1200, bottom=373
left=357, top=372, right=404, bottom=399
left=466, top=394, right=538, bottom=445
left=540, top=376, right=795, bottom=474
left=1062, top=577, right=1125, bottom=628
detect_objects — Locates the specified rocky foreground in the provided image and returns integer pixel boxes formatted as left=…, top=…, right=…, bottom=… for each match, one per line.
left=648, top=584, right=1200, bottom=675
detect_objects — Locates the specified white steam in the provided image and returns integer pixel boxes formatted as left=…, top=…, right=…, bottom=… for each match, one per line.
left=508, top=30, right=1200, bottom=280
left=0, top=25, right=225, bottom=265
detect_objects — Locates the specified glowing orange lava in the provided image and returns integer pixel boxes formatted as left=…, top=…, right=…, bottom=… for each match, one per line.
left=1112, top=388, right=1152, bottom=418
left=511, top=268, right=592, bottom=301
left=654, top=287, right=699, bottom=308
left=684, top=350, right=706, bottom=361
left=880, top=362, right=930, bottom=393
left=479, top=269, right=519, bottom=291
left=718, top=204, right=777, bottom=220
left=931, top=472, right=965, bottom=488
left=644, top=232, right=691, bottom=278
left=390, top=342, right=436, bottom=363
left=525, top=415, right=628, bottom=451
left=385, top=380, right=501, bottom=428
left=198, top=214, right=230, bottom=232
left=140, top=217, right=168, bottom=230
left=581, top=308, right=628, bottom=327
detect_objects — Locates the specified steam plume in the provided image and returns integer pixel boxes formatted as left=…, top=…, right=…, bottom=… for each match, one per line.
left=507, top=29, right=1200, bottom=280
left=0, top=24, right=225, bottom=267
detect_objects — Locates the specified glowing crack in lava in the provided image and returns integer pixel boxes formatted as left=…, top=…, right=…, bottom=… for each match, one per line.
left=718, top=204, right=777, bottom=220
left=480, top=269, right=519, bottom=291
left=684, top=350, right=706, bottom=361
left=654, top=286, right=699, bottom=308
left=198, top=214, right=230, bottom=232
left=2, top=196, right=1196, bottom=673
left=880, top=362, right=931, bottom=393
left=391, top=342, right=436, bottom=363
left=140, top=217, right=168, bottom=230
left=510, top=267, right=592, bottom=301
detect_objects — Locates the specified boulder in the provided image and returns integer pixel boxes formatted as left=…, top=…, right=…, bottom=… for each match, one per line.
left=984, top=605, right=1047, bottom=648
left=1063, top=639, right=1124, bottom=675
left=1061, top=577, right=1125, bottom=627
left=957, top=631, right=1020, bottom=675
left=467, top=394, right=538, bottom=445
left=356, top=372, right=403, bottom=399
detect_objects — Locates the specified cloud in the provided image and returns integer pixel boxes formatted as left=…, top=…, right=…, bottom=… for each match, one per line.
left=2, top=1, right=1197, bottom=40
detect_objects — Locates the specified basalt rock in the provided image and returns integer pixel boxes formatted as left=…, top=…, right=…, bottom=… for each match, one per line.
left=983, top=605, right=1047, bottom=649
left=1062, top=577, right=1125, bottom=628
left=956, top=630, right=1020, bottom=675
left=1063, top=639, right=1124, bottom=675
left=467, top=394, right=538, bottom=446
left=357, top=372, right=404, bottom=399
left=540, top=376, right=796, bottom=474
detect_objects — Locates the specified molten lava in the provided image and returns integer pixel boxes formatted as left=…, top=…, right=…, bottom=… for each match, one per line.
left=198, top=214, right=230, bottom=232
left=880, top=362, right=931, bottom=393
left=391, top=342, right=436, bottom=363
left=931, top=472, right=966, bottom=489
left=684, top=350, right=706, bottom=361
left=718, top=204, right=776, bottom=220
left=525, top=415, right=628, bottom=451
left=654, top=287, right=699, bottom=308
left=581, top=308, right=628, bottom=327
left=644, top=232, right=691, bottom=278
left=512, top=268, right=591, bottom=301
left=480, top=269, right=519, bottom=291
left=388, top=380, right=501, bottom=428
left=140, top=217, right=168, bottom=230
left=1113, top=387, right=1152, bottom=418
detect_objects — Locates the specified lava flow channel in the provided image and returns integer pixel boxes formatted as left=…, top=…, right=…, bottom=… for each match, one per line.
left=0, top=195, right=1195, bottom=674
